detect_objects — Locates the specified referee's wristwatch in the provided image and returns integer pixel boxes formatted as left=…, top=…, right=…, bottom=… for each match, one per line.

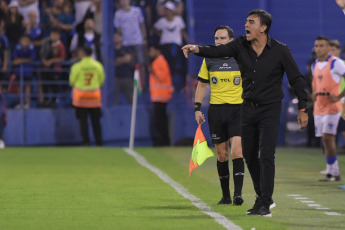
left=299, top=107, right=309, bottom=113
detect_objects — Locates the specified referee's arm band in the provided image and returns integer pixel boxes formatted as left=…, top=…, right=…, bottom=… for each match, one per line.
left=197, top=77, right=209, bottom=83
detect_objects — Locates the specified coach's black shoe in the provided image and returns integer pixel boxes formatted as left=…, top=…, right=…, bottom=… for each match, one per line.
left=269, top=198, right=276, bottom=209
left=217, top=196, right=232, bottom=205
left=246, top=196, right=261, bottom=214
left=233, top=195, right=244, bottom=206
left=247, top=197, right=275, bottom=214
left=247, top=205, right=272, bottom=217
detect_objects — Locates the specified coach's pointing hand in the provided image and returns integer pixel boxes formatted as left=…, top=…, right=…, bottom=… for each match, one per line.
left=297, top=110, right=308, bottom=130
left=182, top=45, right=200, bottom=58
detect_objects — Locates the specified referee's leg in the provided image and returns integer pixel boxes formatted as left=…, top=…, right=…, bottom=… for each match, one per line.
left=240, top=103, right=261, bottom=197
left=258, top=102, right=281, bottom=203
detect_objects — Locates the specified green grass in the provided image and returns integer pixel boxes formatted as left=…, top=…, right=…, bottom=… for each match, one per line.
left=0, top=147, right=344, bottom=230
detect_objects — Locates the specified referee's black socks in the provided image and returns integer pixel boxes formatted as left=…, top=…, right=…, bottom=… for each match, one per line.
left=217, top=160, right=230, bottom=198
left=232, top=158, right=244, bottom=196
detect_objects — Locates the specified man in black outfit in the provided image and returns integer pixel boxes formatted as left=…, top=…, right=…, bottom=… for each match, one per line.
left=182, top=9, right=309, bottom=217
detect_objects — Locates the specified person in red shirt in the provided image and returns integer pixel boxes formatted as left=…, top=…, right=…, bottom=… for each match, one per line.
left=40, top=27, right=66, bottom=107
left=149, top=45, right=173, bottom=146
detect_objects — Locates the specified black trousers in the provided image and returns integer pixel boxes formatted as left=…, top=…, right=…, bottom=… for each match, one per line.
left=152, top=102, right=170, bottom=146
left=75, top=107, right=103, bottom=146
left=240, top=101, right=281, bottom=201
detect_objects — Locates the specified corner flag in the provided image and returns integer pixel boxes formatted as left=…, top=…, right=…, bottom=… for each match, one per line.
left=189, top=125, right=214, bottom=176
left=133, top=64, right=142, bottom=94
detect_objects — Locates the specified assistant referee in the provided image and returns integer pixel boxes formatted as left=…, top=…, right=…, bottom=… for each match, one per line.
left=194, top=26, right=245, bottom=206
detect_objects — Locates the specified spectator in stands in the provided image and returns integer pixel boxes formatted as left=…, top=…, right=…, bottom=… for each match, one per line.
left=12, top=34, right=35, bottom=109
left=0, top=92, right=7, bottom=148
left=0, top=0, right=8, bottom=20
left=62, top=1, right=75, bottom=51
left=114, top=31, right=134, bottom=104
left=70, top=18, right=101, bottom=61
left=156, top=0, right=184, bottom=17
left=0, top=18, right=9, bottom=92
left=149, top=44, right=173, bottom=146
left=5, top=1, right=25, bottom=49
left=114, top=0, right=147, bottom=88
left=69, top=46, right=105, bottom=146
left=81, top=0, right=102, bottom=35
left=40, top=27, right=66, bottom=107
left=153, top=1, right=188, bottom=76
left=41, top=0, right=75, bottom=49
left=18, top=0, right=40, bottom=24
left=74, top=0, right=91, bottom=26
left=26, top=10, right=43, bottom=59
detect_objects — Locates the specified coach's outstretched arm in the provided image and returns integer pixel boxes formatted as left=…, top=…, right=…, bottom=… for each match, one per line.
left=182, top=40, right=238, bottom=59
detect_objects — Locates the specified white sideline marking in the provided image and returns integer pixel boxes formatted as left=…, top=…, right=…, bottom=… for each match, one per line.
left=287, top=195, right=338, bottom=216
left=301, top=200, right=315, bottom=203
left=307, top=204, right=321, bottom=207
left=124, top=148, right=243, bottom=230
left=324, top=212, right=341, bottom=216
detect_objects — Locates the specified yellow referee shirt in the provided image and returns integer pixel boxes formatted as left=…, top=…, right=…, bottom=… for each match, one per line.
left=198, top=57, right=243, bottom=104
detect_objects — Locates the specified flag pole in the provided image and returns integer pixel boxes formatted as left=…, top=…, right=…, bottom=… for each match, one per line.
left=129, top=84, right=137, bottom=150
left=129, top=83, right=138, bottom=150
left=129, top=64, right=141, bottom=150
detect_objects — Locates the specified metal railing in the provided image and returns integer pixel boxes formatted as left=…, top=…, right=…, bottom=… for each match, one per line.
left=2, top=61, right=75, bottom=109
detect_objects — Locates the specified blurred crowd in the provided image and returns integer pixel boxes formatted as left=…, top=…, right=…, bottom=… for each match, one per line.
left=0, top=0, right=188, bottom=109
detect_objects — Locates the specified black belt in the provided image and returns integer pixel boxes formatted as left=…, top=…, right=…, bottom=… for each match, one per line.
left=244, top=100, right=261, bottom=107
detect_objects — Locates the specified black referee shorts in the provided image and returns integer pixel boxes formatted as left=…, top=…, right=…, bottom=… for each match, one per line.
left=208, top=104, right=241, bottom=144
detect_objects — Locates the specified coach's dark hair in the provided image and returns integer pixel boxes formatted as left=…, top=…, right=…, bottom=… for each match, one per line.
left=214, top=25, right=234, bottom=38
left=248, top=9, right=272, bottom=34
left=315, top=36, right=330, bottom=44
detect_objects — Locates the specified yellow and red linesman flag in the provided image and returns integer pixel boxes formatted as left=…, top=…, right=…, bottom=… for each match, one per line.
left=189, top=125, right=214, bottom=177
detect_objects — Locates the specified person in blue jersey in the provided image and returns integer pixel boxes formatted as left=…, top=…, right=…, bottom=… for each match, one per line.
left=26, top=10, right=44, bottom=60
left=0, top=19, right=9, bottom=91
left=12, top=34, right=36, bottom=109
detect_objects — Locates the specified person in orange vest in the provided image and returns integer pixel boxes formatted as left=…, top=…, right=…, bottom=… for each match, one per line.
left=313, top=36, right=345, bottom=181
left=149, top=44, right=173, bottom=146
left=69, top=46, right=105, bottom=146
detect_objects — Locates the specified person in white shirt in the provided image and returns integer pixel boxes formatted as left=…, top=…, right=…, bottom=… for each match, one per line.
left=74, top=0, right=92, bottom=25
left=18, top=0, right=40, bottom=24
left=114, top=0, right=147, bottom=87
left=153, top=1, right=188, bottom=76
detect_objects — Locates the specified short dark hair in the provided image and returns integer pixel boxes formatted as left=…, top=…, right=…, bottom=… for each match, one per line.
left=150, top=44, right=161, bottom=52
left=315, top=36, right=330, bottom=44
left=50, top=27, right=60, bottom=34
left=329, top=40, right=340, bottom=49
left=248, top=9, right=272, bottom=34
left=21, top=34, right=31, bottom=40
left=214, top=25, right=234, bottom=38
left=79, top=46, right=93, bottom=56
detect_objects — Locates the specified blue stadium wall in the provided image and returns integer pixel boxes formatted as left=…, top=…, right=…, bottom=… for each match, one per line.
left=4, top=0, right=345, bottom=146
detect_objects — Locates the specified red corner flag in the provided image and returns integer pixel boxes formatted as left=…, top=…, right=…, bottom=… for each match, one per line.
left=189, top=125, right=214, bottom=177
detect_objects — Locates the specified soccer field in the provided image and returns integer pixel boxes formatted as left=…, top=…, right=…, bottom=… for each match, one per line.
left=0, top=147, right=344, bottom=230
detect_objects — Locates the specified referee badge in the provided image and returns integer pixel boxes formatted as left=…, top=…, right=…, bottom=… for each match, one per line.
left=233, top=76, right=241, bottom=85
left=211, top=76, right=218, bottom=84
